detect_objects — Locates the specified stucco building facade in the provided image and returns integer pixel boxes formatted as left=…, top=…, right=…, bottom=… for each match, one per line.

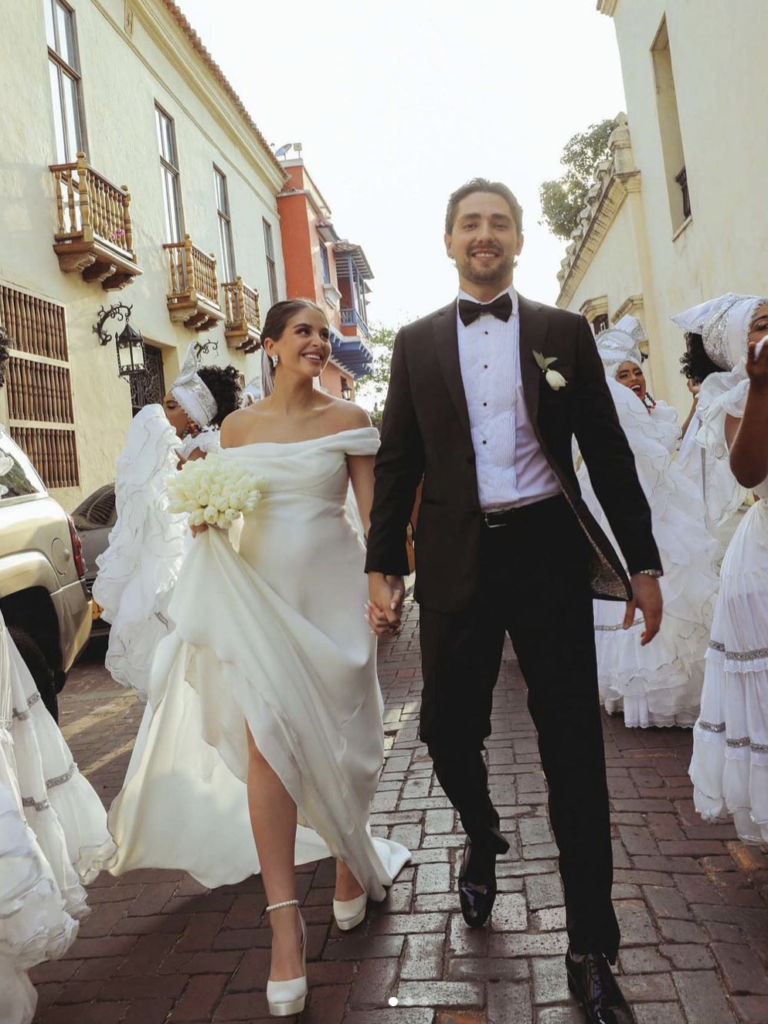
left=0, top=0, right=287, bottom=509
left=557, top=0, right=768, bottom=413
left=277, top=156, right=373, bottom=400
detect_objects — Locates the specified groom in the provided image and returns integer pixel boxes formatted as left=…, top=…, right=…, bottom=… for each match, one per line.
left=366, top=180, right=662, bottom=1024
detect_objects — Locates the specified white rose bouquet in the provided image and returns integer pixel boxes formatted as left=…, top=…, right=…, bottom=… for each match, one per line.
left=166, top=453, right=265, bottom=529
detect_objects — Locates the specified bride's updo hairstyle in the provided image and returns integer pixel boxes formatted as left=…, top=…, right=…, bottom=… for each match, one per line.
left=197, top=365, right=242, bottom=426
left=261, top=299, right=327, bottom=393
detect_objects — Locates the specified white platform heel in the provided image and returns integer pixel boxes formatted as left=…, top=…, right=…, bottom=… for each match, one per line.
left=266, top=900, right=307, bottom=1017
left=333, top=892, right=368, bottom=931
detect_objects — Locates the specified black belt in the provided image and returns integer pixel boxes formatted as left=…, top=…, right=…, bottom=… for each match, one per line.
left=482, top=495, right=564, bottom=529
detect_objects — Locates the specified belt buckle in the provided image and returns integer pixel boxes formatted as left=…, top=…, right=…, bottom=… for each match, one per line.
left=483, top=510, right=508, bottom=529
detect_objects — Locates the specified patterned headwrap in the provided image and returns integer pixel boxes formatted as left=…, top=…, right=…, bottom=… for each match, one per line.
left=595, top=315, right=647, bottom=379
left=170, top=343, right=218, bottom=428
left=671, top=293, right=768, bottom=371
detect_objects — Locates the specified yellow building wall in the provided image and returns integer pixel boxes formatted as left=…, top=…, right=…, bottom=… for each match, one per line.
left=602, top=0, right=768, bottom=413
left=0, top=0, right=286, bottom=509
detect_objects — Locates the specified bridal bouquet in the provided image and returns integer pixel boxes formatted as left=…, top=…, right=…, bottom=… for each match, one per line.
left=166, top=453, right=265, bottom=529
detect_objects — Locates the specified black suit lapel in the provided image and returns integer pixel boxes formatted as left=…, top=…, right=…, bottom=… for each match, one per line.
left=517, top=295, right=548, bottom=436
left=432, top=302, right=471, bottom=434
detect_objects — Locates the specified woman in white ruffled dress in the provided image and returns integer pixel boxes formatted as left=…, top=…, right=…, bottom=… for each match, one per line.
left=680, top=293, right=768, bottom=843
left=675, top=326, right=747, bottom=558
left=93, top=349, right=241, bottom=700
left=0, top=609, right=116, bottom=1023
left=108, top=299, right=409, bottom=1016
left=577, top=316, right=719, bottom=727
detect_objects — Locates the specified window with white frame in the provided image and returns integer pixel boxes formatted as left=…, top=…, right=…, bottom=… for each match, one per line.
left=156, top=105, right=184, bottom=244
left=319, top=241, right=331, bottom=284
left=263, top=219, right=278, bottom=306
left=214, top=166, right=236, bottom=283
left=45, top=0, right=86, bottom=163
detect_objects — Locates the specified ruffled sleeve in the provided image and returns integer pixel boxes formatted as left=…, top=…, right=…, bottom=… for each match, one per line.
left=696, top=369, right=750, bottom=461
left=178, top=426, right=221, bottom=461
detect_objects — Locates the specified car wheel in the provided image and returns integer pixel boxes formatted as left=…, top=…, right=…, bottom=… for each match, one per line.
left=7, top=626, right=58, bottom=723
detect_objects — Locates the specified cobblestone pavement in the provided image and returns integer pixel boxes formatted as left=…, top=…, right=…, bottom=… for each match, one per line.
left=31, top=600, right=768, bottom=1024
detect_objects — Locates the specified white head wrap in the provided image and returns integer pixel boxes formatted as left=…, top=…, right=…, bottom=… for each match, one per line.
left=595, top=315, right=647, bottom=378
left=671, top=293, right=768, bottom=371
left=170, top=343, right=218, bottom=428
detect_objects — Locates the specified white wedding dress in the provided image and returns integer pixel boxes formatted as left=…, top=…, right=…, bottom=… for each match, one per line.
left=690, top=377, right=768, bottom=842
left=108, top=428, right=410, bottom=896
left=0, top=612, right=116, bottom=1023
left=578, top=382, right=719, bottom=727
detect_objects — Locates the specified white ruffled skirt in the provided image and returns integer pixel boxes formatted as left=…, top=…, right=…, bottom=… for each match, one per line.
left=0, top=624, right=116, bottom=1022
left=690, top=499, right=768, bottom=842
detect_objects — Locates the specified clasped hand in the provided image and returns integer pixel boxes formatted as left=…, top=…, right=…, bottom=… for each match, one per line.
left=366, top=573, right=405, bottom=636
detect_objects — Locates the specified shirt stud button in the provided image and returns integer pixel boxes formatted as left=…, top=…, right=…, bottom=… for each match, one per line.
left=483, top=402, right=487, bottom=407
left=482, top=440, right=487, bottom=445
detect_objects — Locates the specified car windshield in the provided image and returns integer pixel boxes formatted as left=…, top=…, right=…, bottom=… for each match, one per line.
left=0, top=431, right=46, bottom=500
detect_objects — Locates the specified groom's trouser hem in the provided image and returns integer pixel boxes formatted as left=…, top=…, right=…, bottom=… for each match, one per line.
left=418, top=496, right=620, bottom=958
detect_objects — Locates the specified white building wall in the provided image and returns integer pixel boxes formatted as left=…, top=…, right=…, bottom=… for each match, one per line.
left=0, top=0, right=286, bottom=508
left=564, top=0, right=768, bottom=413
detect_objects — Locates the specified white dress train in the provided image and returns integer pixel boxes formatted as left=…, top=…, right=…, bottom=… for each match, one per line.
left=690, top=378, right=768, bottom=842
left=578, top=382, right=719, bottom=727
left=108, top=428, right=410, bottom=895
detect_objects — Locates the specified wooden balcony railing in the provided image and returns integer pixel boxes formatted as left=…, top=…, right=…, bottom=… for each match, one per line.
left=163, top=235, right=223, bottom=332
left=222, top=278, right=261, bottom=351
left=49, top=152, right=141, bottom=290
left=340, top=307, right=369, bottom=336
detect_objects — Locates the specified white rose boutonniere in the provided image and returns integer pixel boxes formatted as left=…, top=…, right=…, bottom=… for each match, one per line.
left=534, top=351, right=568, bottom=391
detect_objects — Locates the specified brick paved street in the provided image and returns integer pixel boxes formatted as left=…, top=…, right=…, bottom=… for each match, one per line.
left=31, top=598, right=768, bottom=1024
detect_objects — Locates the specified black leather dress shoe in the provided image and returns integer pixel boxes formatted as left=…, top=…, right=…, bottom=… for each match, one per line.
left=565, top=951, right=635, bottom=1024
left=458, top=838, right=497, bottom=929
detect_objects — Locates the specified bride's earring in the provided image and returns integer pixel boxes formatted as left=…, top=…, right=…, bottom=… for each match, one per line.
left=271, top=354, right=279, bottom=369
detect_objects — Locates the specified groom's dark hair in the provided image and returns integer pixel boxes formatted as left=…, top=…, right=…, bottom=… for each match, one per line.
left=445, top=178, right=524, bottom=235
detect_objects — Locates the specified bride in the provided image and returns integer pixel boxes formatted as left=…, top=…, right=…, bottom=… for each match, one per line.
left=108, top=299, right=410, bottom=1016
left=577, top=316, right=719, bottom=727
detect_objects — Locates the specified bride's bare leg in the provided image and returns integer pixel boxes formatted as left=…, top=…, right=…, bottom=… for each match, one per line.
left=246, top=728, right=303, bottom=981
left=335, top=859, right=365, bottom=901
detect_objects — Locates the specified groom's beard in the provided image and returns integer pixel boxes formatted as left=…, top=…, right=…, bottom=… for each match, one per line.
left=455, top=250, right=516, bottom=289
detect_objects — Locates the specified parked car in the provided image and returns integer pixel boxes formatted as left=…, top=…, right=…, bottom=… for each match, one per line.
left=70, top=484, right=116, bottom=638
left=0, top=428, right=92, bottom=720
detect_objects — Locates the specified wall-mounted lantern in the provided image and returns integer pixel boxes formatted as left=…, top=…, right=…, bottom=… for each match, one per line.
left=93, top=303, right=148, bottom=380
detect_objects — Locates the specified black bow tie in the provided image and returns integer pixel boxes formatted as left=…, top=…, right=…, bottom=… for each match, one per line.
left=458, top=293, right=513, bottom=327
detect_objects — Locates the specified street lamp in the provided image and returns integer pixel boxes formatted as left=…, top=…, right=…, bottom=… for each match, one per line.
left=341, top=379, right=352, bottom=401
left=93, top=303, right=148, bottom=380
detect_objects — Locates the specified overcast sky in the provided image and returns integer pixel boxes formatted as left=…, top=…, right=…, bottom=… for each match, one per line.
left=178, top=0, right=627, bottom=327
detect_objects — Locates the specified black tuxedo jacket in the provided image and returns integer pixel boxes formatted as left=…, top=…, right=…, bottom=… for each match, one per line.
left=365, top=295, right=662, bottom=614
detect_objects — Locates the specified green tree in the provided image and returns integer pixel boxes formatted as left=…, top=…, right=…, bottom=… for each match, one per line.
left=355, top=324, right=399, bottom=414
left=539, top=118, right=618, bottom=240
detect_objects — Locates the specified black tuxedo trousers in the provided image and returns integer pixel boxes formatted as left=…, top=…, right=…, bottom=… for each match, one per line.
left=419, top=495, right=620, bottom=961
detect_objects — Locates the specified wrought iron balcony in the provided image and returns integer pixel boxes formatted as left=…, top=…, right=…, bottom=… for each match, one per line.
left=50, top=152, right=141, bottom=290
left=163, top=235, right=224, bottom=332
left=222, top=278, right=261, bottom=352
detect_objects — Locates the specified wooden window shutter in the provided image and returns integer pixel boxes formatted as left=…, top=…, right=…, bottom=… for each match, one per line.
left=0, top=285, right=80, bottom=488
